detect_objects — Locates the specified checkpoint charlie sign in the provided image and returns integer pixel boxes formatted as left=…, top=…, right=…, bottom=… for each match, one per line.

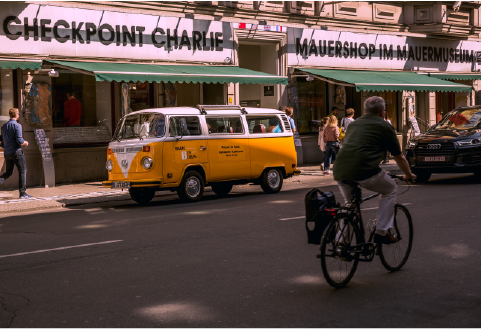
left=288, top=27, right=481, bottom=72
left=0, top=3, right=234, bottom=63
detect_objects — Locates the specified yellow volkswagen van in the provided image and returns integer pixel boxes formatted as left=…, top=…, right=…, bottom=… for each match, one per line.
left=103, top=105, right=300, bottom=204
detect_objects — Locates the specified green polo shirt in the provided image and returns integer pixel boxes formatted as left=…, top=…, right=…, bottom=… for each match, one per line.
left=333, top=114, right=402, bottom=181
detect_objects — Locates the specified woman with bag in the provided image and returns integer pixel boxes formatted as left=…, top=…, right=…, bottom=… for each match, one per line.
left=322, top=116, right=340, bottom=176
left=318, top=117, right=330, bottom=171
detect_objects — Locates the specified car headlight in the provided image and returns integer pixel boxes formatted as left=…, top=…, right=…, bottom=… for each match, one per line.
left=406, top=141, right=416, bottom=149
left=106, top=160, right=113, bottom=171
left=142, top=157, right=153, bottom=170
left=456, top=138, right=481, bottom=146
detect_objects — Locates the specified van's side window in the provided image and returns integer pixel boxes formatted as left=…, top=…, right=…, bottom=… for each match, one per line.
left=206, top=117, right=244, bottom=134
left=246, top=116, right=284, bottom=134
left=169, top=116, right=202, bottom=136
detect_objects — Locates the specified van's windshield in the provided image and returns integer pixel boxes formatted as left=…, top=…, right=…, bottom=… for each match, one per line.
left=114, top=113, right=165, bottom=141
left=435, top=109, right=481, bottom=130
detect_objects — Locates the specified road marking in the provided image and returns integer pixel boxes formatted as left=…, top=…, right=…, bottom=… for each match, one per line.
left=279, top=216, right=304, bottom=221
left=361, top=203, right=411, bottom=211
left=0, top=240, right=123, bottom=259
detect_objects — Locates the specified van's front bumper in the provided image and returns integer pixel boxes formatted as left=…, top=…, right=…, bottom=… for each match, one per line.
left=102, top=180, right=162, bottom=189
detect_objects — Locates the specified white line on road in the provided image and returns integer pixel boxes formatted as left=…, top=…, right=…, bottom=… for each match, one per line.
left=279, top=216, right=305, bottom=221
left=0, top=240, right=123, bottom=259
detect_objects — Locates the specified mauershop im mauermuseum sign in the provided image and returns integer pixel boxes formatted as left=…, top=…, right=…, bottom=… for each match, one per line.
left=288, top=28, right=481, bottom=72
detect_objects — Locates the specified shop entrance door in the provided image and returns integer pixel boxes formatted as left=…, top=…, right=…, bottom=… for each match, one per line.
left=436, top=92, right=455, bottom=122
left=238, top=41, right=279, bottom=109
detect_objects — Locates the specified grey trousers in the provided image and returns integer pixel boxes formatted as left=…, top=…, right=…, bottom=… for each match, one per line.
left=336, top=170, right=397, bottom=231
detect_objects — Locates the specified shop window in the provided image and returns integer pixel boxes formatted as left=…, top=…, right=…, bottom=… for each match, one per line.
left=126, top=82, right=152, bottom=112
left=246, top=116, right=283, bottom=133
left=169, top=116, right=202, bottom=136
left=297, top=78, right=326, bottom=133
left=206, top=117, right=244, bottom=134
left=203, top=83, right=224, bottom=105
left=0, top=68, right=15, bottom=130
left=51, top=70, right=112, bottom=146
left=364, top=91, right=400, bottom=131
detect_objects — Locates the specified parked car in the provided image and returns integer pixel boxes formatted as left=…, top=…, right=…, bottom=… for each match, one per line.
left=405, top=106, right=481, bottom=182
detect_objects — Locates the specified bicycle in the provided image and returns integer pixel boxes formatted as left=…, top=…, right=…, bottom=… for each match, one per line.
left=319, top=173, right=413, bottom=288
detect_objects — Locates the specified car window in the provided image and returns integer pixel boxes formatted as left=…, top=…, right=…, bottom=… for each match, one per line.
left=246, top=116, right=284, bottom=134
left=435, top=109, right=481, bottom=130
left=169, top=116, right=202, bottom=136
left=206, top=117, right=244, bottom=134
left=114, top=113, right=165, bottom=140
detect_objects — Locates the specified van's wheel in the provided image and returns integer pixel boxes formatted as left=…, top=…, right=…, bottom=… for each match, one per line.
left=211, top=182, right=233, bottom=196
left=177, top=171, right=204, bottom=202
left=260, top=168, right=283, bottom=194
left=412, top=170, right=431, bottom=183
left=129, top=187, right=155, bottom=205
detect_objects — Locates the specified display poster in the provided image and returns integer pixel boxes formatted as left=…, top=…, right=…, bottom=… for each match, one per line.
left=409, top=117, right=421, bottom=136
left=34, top=129, right=55, bottom=187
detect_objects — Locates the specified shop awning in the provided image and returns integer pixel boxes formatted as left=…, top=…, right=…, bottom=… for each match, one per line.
left=0, top=59, right=42, bottom=70
left=423, top=73, right=481, bottom=81
left=296, top=68, right=472, bottom=93
left=46, top=60, right=288, bottom=85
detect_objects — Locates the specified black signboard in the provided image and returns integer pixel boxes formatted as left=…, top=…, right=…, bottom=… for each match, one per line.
left=264, top=86, right=274, bottom=96
left=34, top=129, right=55, bottom=187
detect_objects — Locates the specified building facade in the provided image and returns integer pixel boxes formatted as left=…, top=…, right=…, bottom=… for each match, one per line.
left=1, top=1, right=481, bottom=187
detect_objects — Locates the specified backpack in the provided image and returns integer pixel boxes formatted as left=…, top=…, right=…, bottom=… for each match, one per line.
left=304, top=188, right=337, bottom=245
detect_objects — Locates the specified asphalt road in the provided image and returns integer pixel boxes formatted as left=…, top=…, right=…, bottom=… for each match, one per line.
left=1, top=173, right=480, bottom=327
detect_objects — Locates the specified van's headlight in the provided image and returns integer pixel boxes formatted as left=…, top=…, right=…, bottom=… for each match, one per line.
left=106, top=160, right=113, bottom=171
left=406, top=141, right=416, bottom=149
left=142, top=157, right=153, bottom=169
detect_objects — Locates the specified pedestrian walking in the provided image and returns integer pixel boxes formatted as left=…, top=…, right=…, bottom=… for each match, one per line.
left=0, top=108, right=32, bottom=198
left=318, top=117, right=330, bottom=171
left=285, top=107, right=297, bottom=133
left=322, top=115, right=340, bottom=176
left=328, top=106, right=339, bottom=122
left=340, top=108, right=355, bottom=133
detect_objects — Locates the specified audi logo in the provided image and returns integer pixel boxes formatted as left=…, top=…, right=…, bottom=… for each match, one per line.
left=427, top=144, right=442, bottom=149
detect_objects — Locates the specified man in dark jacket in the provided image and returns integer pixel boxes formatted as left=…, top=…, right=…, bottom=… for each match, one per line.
left=0, top=108, right=32, bottom=198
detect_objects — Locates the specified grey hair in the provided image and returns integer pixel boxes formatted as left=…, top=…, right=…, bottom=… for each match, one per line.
left=364, top=96, right=385, bottom=115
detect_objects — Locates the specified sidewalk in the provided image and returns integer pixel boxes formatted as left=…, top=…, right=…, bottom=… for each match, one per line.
left=0, top=162, right=399, bottom=215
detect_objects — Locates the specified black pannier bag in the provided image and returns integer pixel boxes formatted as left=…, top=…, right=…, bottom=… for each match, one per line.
left=304, top=188, right=337, bottom=245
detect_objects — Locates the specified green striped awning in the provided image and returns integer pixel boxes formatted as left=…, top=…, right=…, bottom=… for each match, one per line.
left=46, top=60, right=288, bottom=85
left=424, top=73, right=481, bottom=81
left=0, top=59, right=42, bottom=70
left=297, top=69, right=472, bottom=93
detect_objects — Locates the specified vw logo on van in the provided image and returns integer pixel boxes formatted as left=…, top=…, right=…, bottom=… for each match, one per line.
left=427, top=144, right=442, bottom=149
left=121, top=159, right=129, bottom=169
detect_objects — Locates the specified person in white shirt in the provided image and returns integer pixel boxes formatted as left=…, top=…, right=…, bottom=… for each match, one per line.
left=318, top=117, right=330, bottom=171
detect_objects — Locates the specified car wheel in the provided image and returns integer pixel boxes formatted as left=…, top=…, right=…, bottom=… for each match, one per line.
left=260, top=168, right=283, bottom=194
left=177, top=171, right=204, bottom=202
left=413, top=170, right=431, bottom=183
left=211, top=182, right=233, bottom=196
left=129, top=187, right=155, bottom=205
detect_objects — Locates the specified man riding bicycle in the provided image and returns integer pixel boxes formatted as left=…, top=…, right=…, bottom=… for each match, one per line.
left=333, top=96, right=416, bottom=244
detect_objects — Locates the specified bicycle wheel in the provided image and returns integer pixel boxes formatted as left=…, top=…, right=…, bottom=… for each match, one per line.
left=320, top=216, right=361, bottom=288
left=379, top=204, right=413, bottom=271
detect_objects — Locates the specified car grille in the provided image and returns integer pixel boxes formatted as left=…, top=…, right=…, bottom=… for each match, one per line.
left=414, top=142, right=455, bottom=157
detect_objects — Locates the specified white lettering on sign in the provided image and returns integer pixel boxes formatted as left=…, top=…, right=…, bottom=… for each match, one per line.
left=288, top=28, right=480, bottom=71
left=0, top=3, right=233, bottom=62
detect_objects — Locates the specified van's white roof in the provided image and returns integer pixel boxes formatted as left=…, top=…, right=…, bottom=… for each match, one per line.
left=125, top=107, right=284, bottom=116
